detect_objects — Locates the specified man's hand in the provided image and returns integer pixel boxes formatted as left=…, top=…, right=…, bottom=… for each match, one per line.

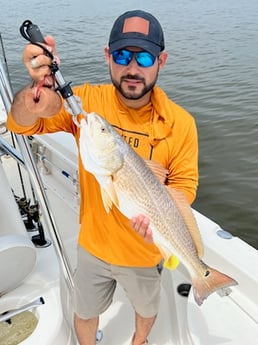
left=130, top=215, right=153, bottom=243
left=23, top=35, right=58, bottom=84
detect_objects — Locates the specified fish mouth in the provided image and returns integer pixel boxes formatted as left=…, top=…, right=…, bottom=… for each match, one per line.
left=83, top=112, right=102, bottom=135
left=85, top=113, right=94, bottom=132
left=82, top=113, right=88, bottom=124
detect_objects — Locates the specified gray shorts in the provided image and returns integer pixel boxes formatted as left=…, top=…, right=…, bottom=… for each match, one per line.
left=73, top=245, right=162, bottom=319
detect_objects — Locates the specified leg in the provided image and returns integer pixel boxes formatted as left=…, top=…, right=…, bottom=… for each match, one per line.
left=74, top=313, right=99, bottom=345
left=114, top=263, right=162, bottom=345
left=73, top=246, right=116, bottom=344
left=132, top=312, right=157, bottom=345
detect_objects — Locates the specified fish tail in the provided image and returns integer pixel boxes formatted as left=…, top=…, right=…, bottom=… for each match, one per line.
left=192, top=266, right=238, bottom=306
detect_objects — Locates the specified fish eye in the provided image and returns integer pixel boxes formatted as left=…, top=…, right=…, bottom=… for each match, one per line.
left=101, top=126, right=106, bottom=132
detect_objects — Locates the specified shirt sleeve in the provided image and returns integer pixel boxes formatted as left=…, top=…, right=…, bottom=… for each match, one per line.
left=166, top=117, right=199, bottom=205
left=6, top=111, right=41, bottom=135
left=7, top=105, right=77, bottom=136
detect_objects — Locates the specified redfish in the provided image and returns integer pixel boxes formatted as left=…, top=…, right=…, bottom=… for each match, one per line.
left=79, top=112, right=237, bottom=306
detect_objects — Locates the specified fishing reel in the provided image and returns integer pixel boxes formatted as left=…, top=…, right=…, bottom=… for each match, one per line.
left=20, top=20, right=58, bottom=73
left=19, top=20, right=84, bottom=126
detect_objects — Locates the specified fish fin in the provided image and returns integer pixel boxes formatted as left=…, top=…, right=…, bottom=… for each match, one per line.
left=155, top=243, right=180, bottom=270
left=192, top=265, right=238, bottom=306
left=166, top=187, right=204, bottom=258
left=144, top=160, right=168, bottom=184
left=99, top=176, right=119, bottom=213
left=100, top=187, right=113, bottom=213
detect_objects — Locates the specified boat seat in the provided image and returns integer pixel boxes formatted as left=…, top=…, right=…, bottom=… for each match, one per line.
left=0, top=234, right=36, bottom=295
left=0, top=162, right=36, bottom=295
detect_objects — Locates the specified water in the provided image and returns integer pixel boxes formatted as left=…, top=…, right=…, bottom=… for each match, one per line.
left=1, top=0, right=258, bottom=249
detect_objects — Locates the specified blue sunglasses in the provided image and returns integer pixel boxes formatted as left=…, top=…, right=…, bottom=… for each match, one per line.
left=112, top=49, right=156, bottom=68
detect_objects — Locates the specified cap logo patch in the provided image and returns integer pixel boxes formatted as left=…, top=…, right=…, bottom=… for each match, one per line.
left=123, top=17, right=150, bottom=35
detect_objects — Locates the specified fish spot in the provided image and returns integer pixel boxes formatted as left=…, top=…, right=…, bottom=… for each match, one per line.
left=205, top=270, right=210, bottom=277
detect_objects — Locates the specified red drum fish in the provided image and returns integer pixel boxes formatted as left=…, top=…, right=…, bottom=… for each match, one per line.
left=79, top=112, right=237, bottom=306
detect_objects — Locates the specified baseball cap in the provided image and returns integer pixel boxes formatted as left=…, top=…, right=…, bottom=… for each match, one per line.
left=108, top=10, right=165, bottom=57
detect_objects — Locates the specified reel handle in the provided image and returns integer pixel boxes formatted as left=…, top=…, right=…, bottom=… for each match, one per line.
left=23, top=21, right=46, bottom=43
left=20, top=20, right=52, bottom=58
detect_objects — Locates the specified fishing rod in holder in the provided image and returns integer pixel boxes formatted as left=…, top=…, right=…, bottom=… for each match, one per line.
left=20, top=20, right=86, bottom=126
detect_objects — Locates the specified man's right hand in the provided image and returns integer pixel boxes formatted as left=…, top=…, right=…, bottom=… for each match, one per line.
left=23, top=35, right=59, bottom=86
left=9, top=35, right=62, bottom=126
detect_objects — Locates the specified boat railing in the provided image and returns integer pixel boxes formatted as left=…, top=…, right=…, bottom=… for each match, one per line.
left=0, top=59, right=74, bottom=294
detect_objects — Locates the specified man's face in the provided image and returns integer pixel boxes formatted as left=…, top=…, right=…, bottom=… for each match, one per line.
left=106, top=47, right=167, bottom=101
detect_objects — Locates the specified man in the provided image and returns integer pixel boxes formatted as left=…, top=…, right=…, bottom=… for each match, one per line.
left=7, top=10, right=198, bottom=345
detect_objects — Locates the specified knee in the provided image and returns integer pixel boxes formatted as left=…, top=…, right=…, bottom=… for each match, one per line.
left=74, top=313, right=98, bottom=325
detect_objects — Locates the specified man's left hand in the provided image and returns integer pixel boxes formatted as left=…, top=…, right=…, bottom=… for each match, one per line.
left=130, top=215, right=153, bottom=243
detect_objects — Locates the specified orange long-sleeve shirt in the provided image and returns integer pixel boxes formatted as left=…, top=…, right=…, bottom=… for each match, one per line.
left=7, top=84, right=198, bottom=267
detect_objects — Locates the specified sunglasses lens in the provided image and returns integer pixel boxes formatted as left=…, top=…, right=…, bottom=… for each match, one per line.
left=112, top=50, right=132, bottom=65
left=135, top=52, right=156, bottom=67
left=112, top=50, right=156, bottom=67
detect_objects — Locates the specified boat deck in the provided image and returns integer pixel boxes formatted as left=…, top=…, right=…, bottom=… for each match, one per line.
left=0, top=127, right=258, bottom=345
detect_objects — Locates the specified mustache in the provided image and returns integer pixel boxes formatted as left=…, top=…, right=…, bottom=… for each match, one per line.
left=121, top=74, right=145, bottom=82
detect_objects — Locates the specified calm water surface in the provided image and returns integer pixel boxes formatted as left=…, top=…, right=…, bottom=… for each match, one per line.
left=1, top=0, right=258, bottom=248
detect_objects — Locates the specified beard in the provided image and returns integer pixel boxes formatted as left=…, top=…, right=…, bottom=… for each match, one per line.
left=110, top=72, right=158, bottom=100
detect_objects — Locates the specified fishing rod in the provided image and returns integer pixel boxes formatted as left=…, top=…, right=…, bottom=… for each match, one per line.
left=0, top=33, right=29, bottom=201
left=20, top=20, right=87, bottom=127
left=0, top=41, right=75, bottom=294
left=18, top=21, right=103, bottom=343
